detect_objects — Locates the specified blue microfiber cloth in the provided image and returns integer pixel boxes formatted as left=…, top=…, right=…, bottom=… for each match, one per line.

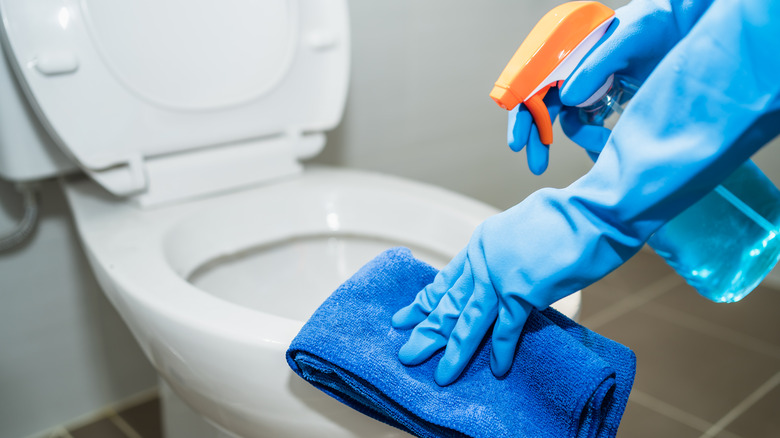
left=286, top=247, right=636, bottom=438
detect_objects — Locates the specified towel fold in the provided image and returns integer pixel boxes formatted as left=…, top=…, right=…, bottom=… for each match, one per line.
left=286, top=247, right=636, bottom=438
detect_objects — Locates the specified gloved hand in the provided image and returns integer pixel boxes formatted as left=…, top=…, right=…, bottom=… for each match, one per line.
left=509, top=0, right=715, bottom=174
left=395, top=0, right=780, bottom=386
left=507, top=89, right=599, bottom=174
left=391, top=203, right=559, bottom=386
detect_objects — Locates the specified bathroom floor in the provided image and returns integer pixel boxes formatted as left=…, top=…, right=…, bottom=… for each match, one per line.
left=47, top=395, right=161, bottom=438
left=48, top=251, right=780, bottom=438
left=580, top=250, right=780, bottom=438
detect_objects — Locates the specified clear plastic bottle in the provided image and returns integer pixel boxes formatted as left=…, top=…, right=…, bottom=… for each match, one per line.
left=579, top=76, right=780, bottom=302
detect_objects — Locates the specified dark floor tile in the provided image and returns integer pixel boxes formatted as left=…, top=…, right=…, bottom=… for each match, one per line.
left=616, top=400, right=703, bottom=438
left=118, top=398, right=162, bottom=438
left=653, top=282, right=780, bottom=351
left=69, top=418, right=127, bottom=438
left=720, top=377, right=780, bottom=438
left=579, top=284, right=617, bottom=320
left=580, top=250, right=676, bottom=320
left=597, top=309, right=780, bottom=423
left=580, top=251, right=683, bottom=322
left=599, top=250, right=676, bottom=293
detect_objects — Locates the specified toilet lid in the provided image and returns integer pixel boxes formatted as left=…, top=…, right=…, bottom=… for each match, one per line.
left=0, top=0, right=349, bottom=198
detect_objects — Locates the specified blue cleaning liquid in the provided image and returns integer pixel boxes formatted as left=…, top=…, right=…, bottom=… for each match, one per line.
left=647, top=161, right=780, bottom=302
left=580, top=77, right=780, bottom=303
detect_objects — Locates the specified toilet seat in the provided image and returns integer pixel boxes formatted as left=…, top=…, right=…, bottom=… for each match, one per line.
left=0, top=0, right=349, bottom=201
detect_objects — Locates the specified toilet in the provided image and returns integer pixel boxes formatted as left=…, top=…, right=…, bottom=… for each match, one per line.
left=0, top=1, right=581, bottom=437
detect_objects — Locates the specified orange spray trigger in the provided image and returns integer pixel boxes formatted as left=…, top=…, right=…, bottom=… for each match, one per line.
left=490, top=1, right=615, bottom=145
left=524, top=87, right=553, bottom=145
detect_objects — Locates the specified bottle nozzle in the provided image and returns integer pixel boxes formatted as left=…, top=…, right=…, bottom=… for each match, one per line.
left=489, top=85, right=520, bottom=110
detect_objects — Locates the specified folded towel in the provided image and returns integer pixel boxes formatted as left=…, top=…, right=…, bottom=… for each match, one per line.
left=286, top=247, right=636, bottom=438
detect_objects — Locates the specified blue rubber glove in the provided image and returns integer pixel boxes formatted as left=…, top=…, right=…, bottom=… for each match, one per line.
left=395, top=0, right=780, bottom=386
left=507, top=90, right=599, bottom=174
left=509, top=0, right=715, bottom=173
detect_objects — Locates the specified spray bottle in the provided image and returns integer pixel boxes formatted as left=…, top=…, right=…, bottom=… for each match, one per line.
left=490, top=1, right=780, bottom=303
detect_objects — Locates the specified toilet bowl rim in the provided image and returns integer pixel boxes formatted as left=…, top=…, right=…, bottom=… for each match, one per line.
left=63, top=167, right=502, bottom=350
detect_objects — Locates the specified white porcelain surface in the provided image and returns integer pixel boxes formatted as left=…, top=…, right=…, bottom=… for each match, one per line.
left=63, top=167, right=581, bottom=438
left=189, top=234, right=451, bottom=322
left=0, top=0, right=348, bottom=195
left=0, top=38, right=75, bottom=181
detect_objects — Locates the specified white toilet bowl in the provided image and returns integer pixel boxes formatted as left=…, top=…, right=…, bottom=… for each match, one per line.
left=63, top=167, right=581, bottom=438
left=0, top=1, right=581, bottom=436
left=63, top=167, right=580, bottom=438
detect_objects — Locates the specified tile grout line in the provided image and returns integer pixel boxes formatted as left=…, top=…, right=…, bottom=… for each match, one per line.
left=108, top=411, right=144, bottom=438
left=641, top=303, right=780, bottom=361
left=582, top=273, right=681, bottom=329
left=38, top=387, right=158, bottom=438
left=112, top=387, right=159, bottom=412
left=628, top=389, right=715, bottom=433
left=698, top=369, right=780, bottom=438
left=39, top=426, right=75, bottom=438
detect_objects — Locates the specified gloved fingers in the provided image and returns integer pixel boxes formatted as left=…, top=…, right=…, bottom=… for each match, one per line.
left=526, top=124, right=550, bottom=175
left=559, top=19, right=625, bottom=107
left=489, top=297, right=534, bottom=378
left=559, top=108, right=611, bottom=156
left=508, top=89, right=564, bottom=151
left=392, top=249, right=467, bottom=329
left=543, top=86, right=564, bottom=118
left=524, top=91, right=564, bottom=175
left=561, top=0, right=717, bottom=107
left=433, top=249, right=499, bottom=386
left=397, top=258, right=475, bottom=366
left=507, top=105, right=533, bottom=153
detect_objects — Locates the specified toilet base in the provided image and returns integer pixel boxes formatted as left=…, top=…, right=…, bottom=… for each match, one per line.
left=160, top=380, right=238, bottom=438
